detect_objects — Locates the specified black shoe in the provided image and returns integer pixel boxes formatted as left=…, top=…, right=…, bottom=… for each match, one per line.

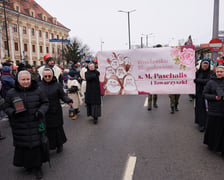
left=25, top=168, right=32, bottom=175
left=57, top=145, right=63, bottom=153
left=170, top=107, right=175, bottom=114
left=93, top=118, right=98, bottom=124
left=0, top=136, right=6, bottom=140
left=147, top=107, right=152, bottom=111
left=34, top=168, right=43, bottom=179
left=199, top=126, right=205, bottom=132
left=175, top=107, right=179, bottom=111
left=153, top=104, right=158, bottom=108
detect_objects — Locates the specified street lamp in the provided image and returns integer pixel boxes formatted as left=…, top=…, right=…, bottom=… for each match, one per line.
left=100, top=40, right=104, bottom=52
left=141, top=33, right=153, bottom=47
left=212, top=0, right=219, bottom=60
left=118, top=9, right=136, bottom=49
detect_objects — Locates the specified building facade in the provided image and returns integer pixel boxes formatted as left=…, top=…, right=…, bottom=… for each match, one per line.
left=0, top=0, right=70, bottom=66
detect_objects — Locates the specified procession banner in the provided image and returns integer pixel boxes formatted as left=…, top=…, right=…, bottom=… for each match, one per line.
left=97, top=46, right=195, bottom=95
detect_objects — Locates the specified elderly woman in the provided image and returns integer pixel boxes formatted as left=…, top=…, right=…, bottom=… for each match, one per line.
left=39, top=68, right=73, bottom=153
left=4, top=70, right=49, bottom=179
left=85, top=62, right=101, bottom=124
left=203, top=65, right=224, bottom=156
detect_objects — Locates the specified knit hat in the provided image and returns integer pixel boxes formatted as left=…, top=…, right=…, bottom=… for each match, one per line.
left=2, top=66, right=11, bottom=72
left=68, top=70, right=76, bottom=78
left=44, top=53, right=53, bottom=64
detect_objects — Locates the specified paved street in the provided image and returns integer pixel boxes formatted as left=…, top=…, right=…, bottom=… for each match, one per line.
left=1, top=95, right=224, bottom=180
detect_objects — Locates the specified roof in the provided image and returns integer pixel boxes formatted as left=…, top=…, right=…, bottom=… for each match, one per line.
left=1, top=0, right=70, bottom=31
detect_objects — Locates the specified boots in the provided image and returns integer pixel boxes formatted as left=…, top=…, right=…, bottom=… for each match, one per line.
left=56, top=144, right=63, bottom=153
left=175, top=105, right=179, bottom=111
left=93, top=117, right=98, bottom=124
left=170, top=107, right=175, bottom=114
left=34, top=167, right=43, bottom=179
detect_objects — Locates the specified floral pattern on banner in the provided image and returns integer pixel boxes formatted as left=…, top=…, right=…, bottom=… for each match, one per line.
left=170, top=47, right=195, bottom=70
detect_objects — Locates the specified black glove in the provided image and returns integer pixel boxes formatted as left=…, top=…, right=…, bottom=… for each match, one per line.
left=35, top=111, right=43, bottom=120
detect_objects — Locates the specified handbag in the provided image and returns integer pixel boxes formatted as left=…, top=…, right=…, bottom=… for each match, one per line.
left=40, top=132, right=51, bottom=167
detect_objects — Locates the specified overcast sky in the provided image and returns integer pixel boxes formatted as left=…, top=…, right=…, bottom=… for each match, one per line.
left=35, top=0, right=224, bottom=54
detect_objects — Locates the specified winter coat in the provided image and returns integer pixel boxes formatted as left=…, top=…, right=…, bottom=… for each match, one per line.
left=85, top=69, right=101, bottom=105
left=194, top=64, right=214, bottom=125
left=0, top=72, right=15, bottom=98
left=203, top=76, right=224, bottom=117
left=67, top=78, right=82, bottom=109
left=39, top=77, right=72, bottom=128
left=4, top=80, right=49, bottom=148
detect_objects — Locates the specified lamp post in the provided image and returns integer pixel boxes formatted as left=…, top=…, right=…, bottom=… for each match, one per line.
left=100, top=40, right=104, bottom=52
left=141, top=33, right=153, bottom=47
left=212, top=0, right=219, bottom=60
left=118, top=9, right=136, bottom=49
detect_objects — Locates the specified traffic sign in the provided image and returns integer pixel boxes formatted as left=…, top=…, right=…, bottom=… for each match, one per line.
left=209, top=38, right=223, bottom=52
left=49, top=39, right=70, bottom=43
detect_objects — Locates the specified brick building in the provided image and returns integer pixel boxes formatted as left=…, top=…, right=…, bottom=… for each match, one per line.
left=0, top=0, right=70, bottom=66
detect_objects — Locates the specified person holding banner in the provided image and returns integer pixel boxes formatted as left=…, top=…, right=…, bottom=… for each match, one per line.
left=85, top=62, right=101, bottom=124
left=169, top=94, right=180, bottom=114
left=148, top=95, right=158, bottom=111
left=203, top=65, right=224, bottom=156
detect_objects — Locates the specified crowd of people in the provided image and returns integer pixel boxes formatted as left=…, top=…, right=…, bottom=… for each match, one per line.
left=1, top=53, right=224, bottom=178
left=0, top=54, right=101, bottom=179
left=194, top=56, right=224, bottom=157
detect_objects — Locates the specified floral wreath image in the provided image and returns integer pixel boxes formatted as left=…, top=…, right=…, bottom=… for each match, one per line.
left=170, top=47, right=195, bottom=70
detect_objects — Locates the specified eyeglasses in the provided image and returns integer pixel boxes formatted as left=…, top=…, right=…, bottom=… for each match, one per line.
left=44, top=75, right=52, bottom=78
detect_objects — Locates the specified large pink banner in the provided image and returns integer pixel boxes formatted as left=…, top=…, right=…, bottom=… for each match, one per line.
left=97, top=46, right=195, bottom=95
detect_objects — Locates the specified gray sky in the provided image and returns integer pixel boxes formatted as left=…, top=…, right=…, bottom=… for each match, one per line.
left=36, top=0, right=224, bottom=54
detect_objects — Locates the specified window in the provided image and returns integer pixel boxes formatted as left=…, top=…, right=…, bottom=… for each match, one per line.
left=43, top=16, right=46, bottom=21
left=51, top=33, right=54, bottom=39
left=15, top=42, right=19, bottom=51
left=40, top=46, right=43, bottom=53
left=39, top=30, right=42, bottom=38
left=13, top=24, right=17, bottom=32
left=46, top=32, right=48, bottom=39
left=23, top=26, right=27, bottom=34
left=4, top=41, right=7, bottom=50
left=16, top=6, right=19, bottom=12
left=46, top=47, right=49, bottom=53
left=24, top=44, right=28, bottom=52
left=52, top=47, right=55, bottom=54
left=31, top=28, right=35, bottom=36
left=2, top=21, right=6, bottom=29
left=31, top=11, right=34, bottom=17
left=57, top=35, right=59, bottom=39
left=32, top=45, right=35, bottom=52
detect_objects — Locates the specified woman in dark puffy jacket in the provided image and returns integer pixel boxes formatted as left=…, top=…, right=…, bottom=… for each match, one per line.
left=39, top=68, right=73, bottom=153
left=4, top=70, right=49, bottom=179
left=203, top=65, right=224, bottom=156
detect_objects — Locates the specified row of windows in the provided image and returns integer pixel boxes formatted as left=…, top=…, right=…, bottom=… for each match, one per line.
left=4, top=41, right=60, bottom=54
left=3, top=22, right=62, bottom=39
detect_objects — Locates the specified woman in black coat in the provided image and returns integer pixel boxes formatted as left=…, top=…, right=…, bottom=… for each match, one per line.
left=194, top=60, right=214, bottom=132
left=39, top=68, right=73, bottom=153
left=85, top=62, right=101, bottom=124
left=203, top=65, right=224, bottom=155
left=4, top=70, right=49, bottom=179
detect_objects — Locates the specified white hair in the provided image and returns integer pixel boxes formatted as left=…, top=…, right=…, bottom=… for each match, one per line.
left=17, top=70, right=31, bottom=80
